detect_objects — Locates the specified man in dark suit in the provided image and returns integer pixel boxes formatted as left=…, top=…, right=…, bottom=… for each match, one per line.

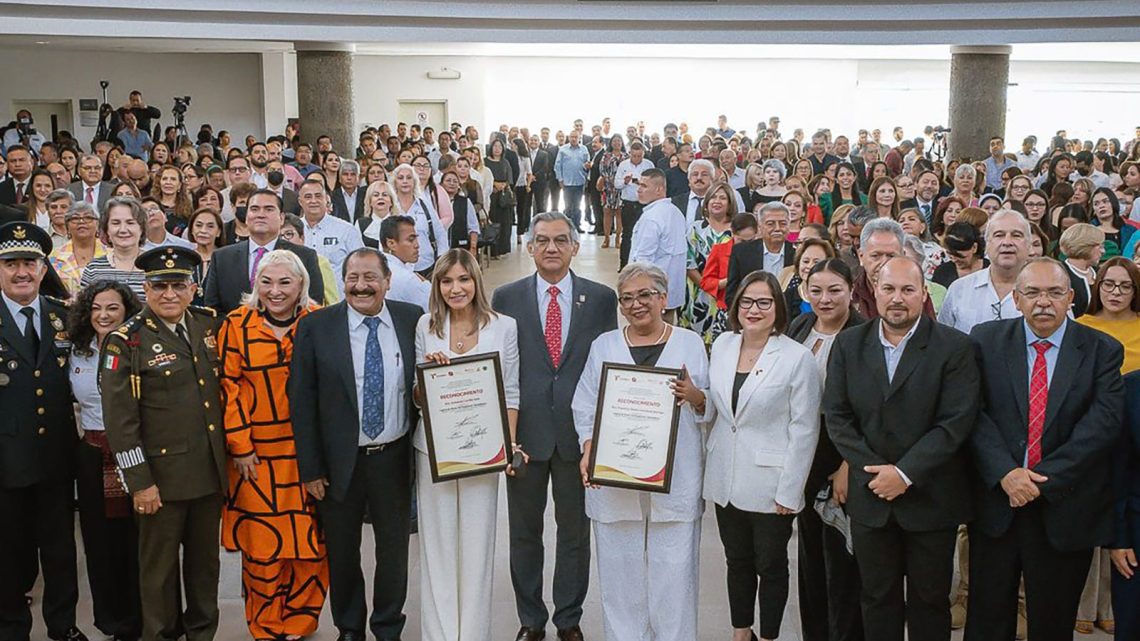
left=331, top=160, right=366, bottom=222
left=585, top=135, right=605, bottom=234
left=492, top=212, right=617, bottom=641
left=289, top=248, right=419, bottom=641
left=202, top=189, right=324, bottom=314
left=540, top=128, right=561, bottom=212
left=965, top=257, right=1124, bottom=641
left=824, top=256, right=979, bottom=641
left=528, top=136, right=553, bottom=217
left=0, top=145, right=37, bottom=210
left=900, top=169, right=941, bottom=228
left=0, top=222, right=87, bottom=641
left=725, top=201, right=796, bottom=305
left=66, top=153, right=115, bottom=213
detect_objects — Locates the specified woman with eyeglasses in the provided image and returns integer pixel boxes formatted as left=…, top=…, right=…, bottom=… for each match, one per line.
left=50, top=201, right=106, bottom=297
left=1074, top=257, right=1140, bottom=635
left=704, top=270, right=821, bottom=641
left=572, top=263, right=710, bottom=641
left=787, top=258, right=866, bottom=641
left=1006, top=174, right=1033, bottom=203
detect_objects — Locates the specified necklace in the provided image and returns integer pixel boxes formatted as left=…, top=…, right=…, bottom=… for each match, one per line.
left=454, top=321, right=478, bottom=350
left=623, top=323, right=669, bottom=347
left=264, top=312, right=297, bottom=328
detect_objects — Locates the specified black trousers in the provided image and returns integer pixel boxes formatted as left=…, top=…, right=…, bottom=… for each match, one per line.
left=505, top=450, right=590, bottom=631
left=0, top=478, right=78, bottom=641
left=548, top=181, right=561, bottom=213
left=75, top=440, right=140, bottom=640
left=1112, top=509, right=1140, bottom=640
left=532, top=181, right=549, bottom=215
left=587, top=189, right=603, bottom=230
left=850, top=519, right=956, bottom=641
left=136, top=492, right=221, bottom=641
left=514, top=186, right=533, bottom=236
left=964, top=505, right=1092, bottom=641
left=490, top=201, right=513, bottom=256
left=797, top=504, right=864, bottom=641
left=619, top=200, right=644, bottom=269
left=319, top=438, right=411, bottom=640
left=714, top=503, right=795, bottom=638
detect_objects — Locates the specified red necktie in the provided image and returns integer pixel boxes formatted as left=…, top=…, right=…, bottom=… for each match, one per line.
left=15, top=182, right=25, bottom=204
left=85, top=187, right=94, bottom=204
left=1027, top=340, right=1051, bottom=468
left=544, top=285, right=562, bottom=367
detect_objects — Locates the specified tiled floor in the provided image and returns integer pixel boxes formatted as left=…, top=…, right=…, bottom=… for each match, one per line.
left=37, top=230, right=1112, bottom=640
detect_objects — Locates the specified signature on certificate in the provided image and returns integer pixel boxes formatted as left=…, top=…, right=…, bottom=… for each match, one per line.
left=458, top=438, right=479, bottom=450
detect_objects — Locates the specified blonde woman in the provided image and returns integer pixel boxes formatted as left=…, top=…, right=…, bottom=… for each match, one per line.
left=388, top=164, right=449, bottom=276
left=413, top=249, right=521, bottom=641
left=1059, top=223, right=1105, bottom=318
left=358, top=181, right=393, bottom=248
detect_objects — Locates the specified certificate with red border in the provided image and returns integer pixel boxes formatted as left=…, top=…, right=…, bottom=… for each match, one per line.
left=587, top=362, right=682, bottom=493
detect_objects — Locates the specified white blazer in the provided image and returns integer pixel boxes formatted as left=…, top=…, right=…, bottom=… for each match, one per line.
left=571, top=327, right=710, bottom=524
left=413, top=312, right=520, bottom=453
left=702, top=332, right=822, bottom=513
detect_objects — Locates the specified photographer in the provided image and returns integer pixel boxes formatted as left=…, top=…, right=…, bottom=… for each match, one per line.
left=2, top=110, right=46, bottom=155
left=114, top=90, right=161, bottom=138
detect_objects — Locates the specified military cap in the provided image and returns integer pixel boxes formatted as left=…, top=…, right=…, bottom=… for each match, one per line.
left=0, top=221, right=52, bottom=260
left=135, top=245, right=201, bottom=282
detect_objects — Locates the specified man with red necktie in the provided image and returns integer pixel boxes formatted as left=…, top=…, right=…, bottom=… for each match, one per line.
left=492, top=211, right=616, bottom=641
left=966, top=257, right=1124, bottom=641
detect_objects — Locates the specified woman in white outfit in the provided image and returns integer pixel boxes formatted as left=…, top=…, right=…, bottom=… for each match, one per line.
left=703, top=270, right=822, bottom=641
left=413, top=248, right=523, bottom=641
left=572, top=262, right=710, bottom=641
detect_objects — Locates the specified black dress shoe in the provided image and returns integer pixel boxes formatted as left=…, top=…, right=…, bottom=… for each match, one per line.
left=515, top=626, right=545, bottom=641
left=336, top=631, right=363, bottom=641
left=49, top=628, right=88, bottom=641
left=556, top=626, right=583, bottom=641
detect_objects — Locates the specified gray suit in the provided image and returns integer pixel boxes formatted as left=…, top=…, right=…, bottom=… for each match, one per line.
left=67, top=180, right=116, bottom=213
left=491, top=271, right=616, bottom=631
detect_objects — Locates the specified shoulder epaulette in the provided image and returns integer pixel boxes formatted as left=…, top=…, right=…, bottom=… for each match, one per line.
left=189, top=304, right=217, bottom=318
left=109, top=312, right=148, bottom=342
left=42, top=295, right=70, bottom=309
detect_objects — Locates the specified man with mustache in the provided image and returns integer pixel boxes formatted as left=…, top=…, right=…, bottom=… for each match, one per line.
left=824, top=256, right=979, bottom=641
left=289, top=248, right=420, bottom=641
left=965, top=258, right=1124, bottom=641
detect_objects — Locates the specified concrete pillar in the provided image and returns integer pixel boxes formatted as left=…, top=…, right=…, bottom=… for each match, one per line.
left=947, top=45, right=1011, bottom=160
left=295, top=42, right=355, bottom=154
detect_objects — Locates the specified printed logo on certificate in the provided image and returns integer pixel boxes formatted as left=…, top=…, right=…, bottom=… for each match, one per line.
left=587, top=362, right=682, bottom=493
left=416, top=352, right=512, bottom=482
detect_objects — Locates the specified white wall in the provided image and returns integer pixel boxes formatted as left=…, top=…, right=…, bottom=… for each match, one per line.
left=353, top=54, right=1140, bottom=146
left=0, top=47, right=266, bottom=147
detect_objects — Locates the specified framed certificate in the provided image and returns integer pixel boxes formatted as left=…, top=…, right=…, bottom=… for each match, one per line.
left=417, top=352, right=512, bottom=482
left=587, top=362, right=682, bottom=493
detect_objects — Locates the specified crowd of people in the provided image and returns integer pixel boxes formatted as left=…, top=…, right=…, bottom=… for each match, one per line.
left=1, top=96, right=1140, bottom=641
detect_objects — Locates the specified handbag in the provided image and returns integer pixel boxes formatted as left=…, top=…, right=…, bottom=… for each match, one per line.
left=497, top=186, right=517, bottom=209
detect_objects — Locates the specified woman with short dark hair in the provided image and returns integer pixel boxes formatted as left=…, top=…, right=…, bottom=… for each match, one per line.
left=932, top=221, right=986, bottom=289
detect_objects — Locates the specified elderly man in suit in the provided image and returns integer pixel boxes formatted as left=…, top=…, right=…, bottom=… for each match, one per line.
left=965, top=257, right=1124, bottom=641
left=202, top=189, right=325, bottom=314
left=66, top=154, right=115, bottom=213
left=289, top=248, right=420, bottom=641
left=725, top=202, right=796, bottom=305
left=824, top=256, right=979, bottom=641
left=492, top=211, right=617, bottom=641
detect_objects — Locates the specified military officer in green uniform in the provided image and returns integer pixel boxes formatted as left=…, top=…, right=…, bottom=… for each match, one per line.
left=100, top=246, right=226, bottom=641
left=0, top=222, right=88, bottom=641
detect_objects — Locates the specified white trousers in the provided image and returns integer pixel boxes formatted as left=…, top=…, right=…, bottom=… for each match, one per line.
left=416, top=450, right=500, bottom=641
left=592, top=519, right=701, bottom=641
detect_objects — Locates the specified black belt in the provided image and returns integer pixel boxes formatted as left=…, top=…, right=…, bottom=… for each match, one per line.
left=358, top=434, right=405, bottom=455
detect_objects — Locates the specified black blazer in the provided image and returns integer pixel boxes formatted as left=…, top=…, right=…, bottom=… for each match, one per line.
left=788, top=310, right=867, bottom=498
left=331, top=186, right=366, bottom=223
left=202, top=238, right=325, bottom=314
left=1113, top=371, right=1140, bottom=549
left=851, top=157, right=871, bottom=192
left=288, top=300, right=420, bottom=502
left=530, top=148, right=553, bottom=184
left=491, top=272, right=617, bottom=460
left=725, top=239, right=796, bottom=305
left=0, top=177, right=22, bottom=207
left=0, top=296, right=77, bottom=488
left=970, top=318, right=1124, bottom=550
left=1062, top=261, right=1091, bottom=318
left=824, top=316, right=979, bottom=531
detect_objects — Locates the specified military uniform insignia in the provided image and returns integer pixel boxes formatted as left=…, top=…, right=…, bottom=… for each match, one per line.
left=0, top=373, right=8, bottom=386
left=203, top=334, right=217, bottom=350
left=104, top=354, right=120, bottom=370
left=57, top=356, right=66, bottom=368
left=7, top=360, right=17, bottom=370
left=145, top=318, right=158, bottom=331
left=50, top=314, right=64, bottom=331
left=104, top=343, right=121, bottom=355
left=12, top=226, right=26, bottom=239
left=153, top=343, right=164, bottom=353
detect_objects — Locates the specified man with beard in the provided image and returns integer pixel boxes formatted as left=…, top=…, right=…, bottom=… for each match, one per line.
left=824, top=256, right=979, bottom=641
left=248, top=142, right=271, bottom=189
left=902, top=170, right=941, bottom=227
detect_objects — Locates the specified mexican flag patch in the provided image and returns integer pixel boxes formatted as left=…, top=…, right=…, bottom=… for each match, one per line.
left=104, top=355, right=120, bottom=370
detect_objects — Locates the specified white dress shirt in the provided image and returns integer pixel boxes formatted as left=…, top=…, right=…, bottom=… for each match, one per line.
left=385, top=253, right=430, bottom=311
left=762, top=243, right=785, bottom=276
left=536, top=271, right=573, bottom=347
left=347, top=303, right=407, bottom=445
left=628, top=198, right=688, bottom=310
left=2, top=292, right=40, bottom=336
left=727, top=166, right=746, bottom=190
left=937, top=267, right=1021, bottom=333
left=248, top=239, right=275, bottom=283
left=878, top=317, right=921, bottom=486
left=303, top=213, right=365, bottom=294
left=340, top=187, right=360, bottom=218
left=614, top=158, right=655, bottom=202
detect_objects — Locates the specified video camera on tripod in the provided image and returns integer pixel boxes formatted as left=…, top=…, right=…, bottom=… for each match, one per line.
left=926, top=125, right=952, bottom=161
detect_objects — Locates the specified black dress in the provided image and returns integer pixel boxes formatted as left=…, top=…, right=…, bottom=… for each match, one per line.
left=485, top=157, right=514, bottom=257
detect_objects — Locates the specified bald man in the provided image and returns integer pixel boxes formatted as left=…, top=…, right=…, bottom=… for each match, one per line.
left=824, top=257, right=979, bottom=641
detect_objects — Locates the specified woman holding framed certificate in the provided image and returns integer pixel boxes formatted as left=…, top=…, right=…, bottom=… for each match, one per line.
left=704, top=270, right=822, bottom=641
left=571, top=263, right=710, bottom=641
left=412, top=248, right=522, bottom=641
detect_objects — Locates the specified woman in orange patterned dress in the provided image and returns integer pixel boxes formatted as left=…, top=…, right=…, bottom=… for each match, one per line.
left=218, top=249, right=327, bottom=640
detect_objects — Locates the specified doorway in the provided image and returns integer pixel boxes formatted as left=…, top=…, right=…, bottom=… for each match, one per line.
left=397, top=100, right=448, bottom=133
left=10, top=100, right=74, bottom=142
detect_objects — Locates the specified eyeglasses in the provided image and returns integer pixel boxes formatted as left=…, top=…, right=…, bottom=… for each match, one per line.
left=1100, top=280, right=1135, bottom=295
left=531, top=236, right=573, bottom=249
left=1017, top=287, right=1070, bottom=301
left=738, top=297, right=775, bottom=311
left=618, top=289, right=662, bottom=309
left=148, top=281, right=191, bottom=293
left=412, top=162, right=431, bottom=169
